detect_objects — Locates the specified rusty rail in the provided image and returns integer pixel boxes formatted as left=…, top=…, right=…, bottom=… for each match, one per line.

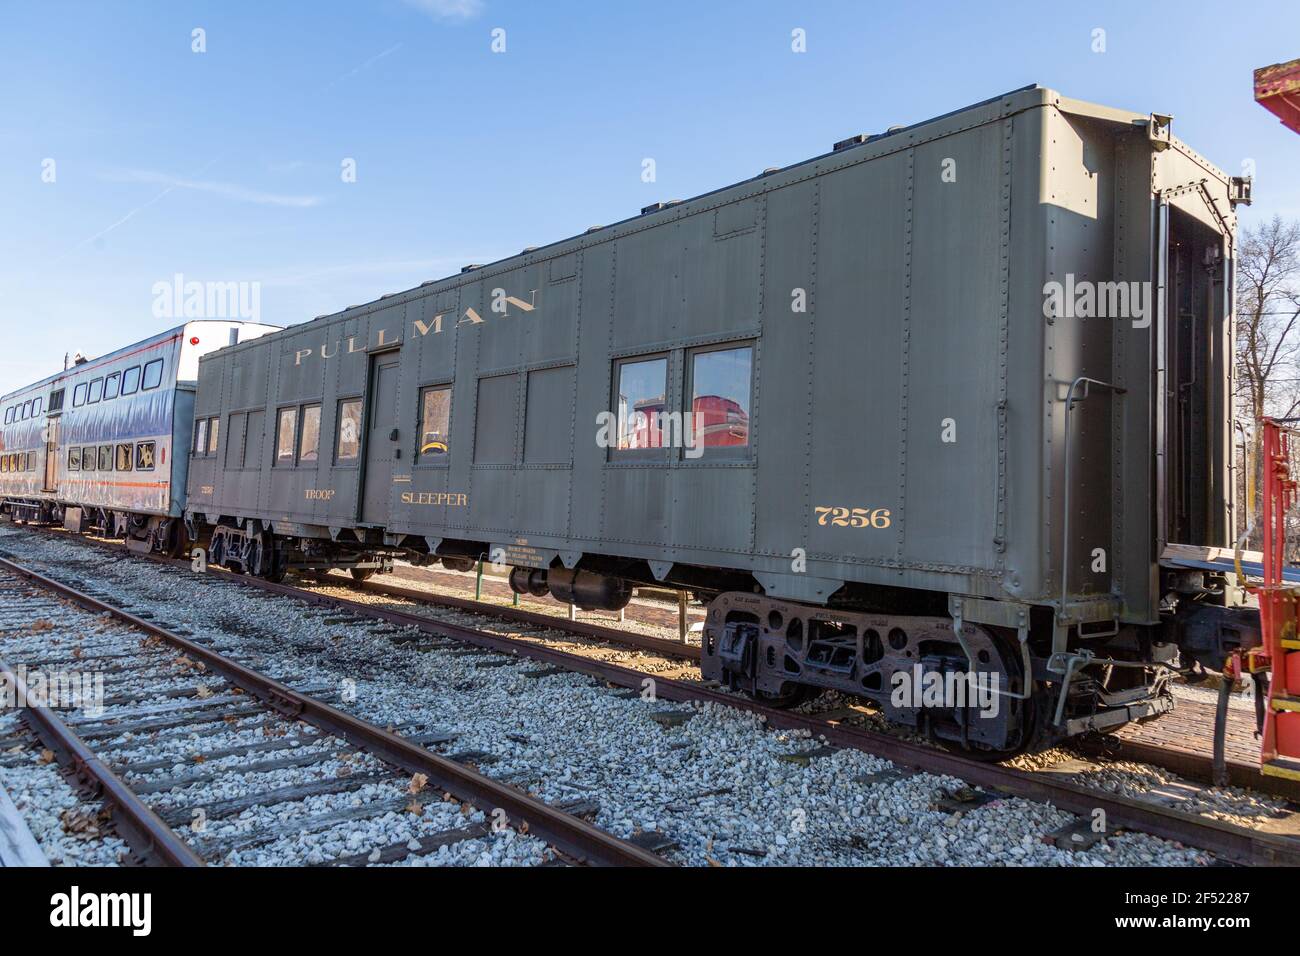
left=0, top=651, right=205, bottom=866
left=0, top=555, right=666, bottom=868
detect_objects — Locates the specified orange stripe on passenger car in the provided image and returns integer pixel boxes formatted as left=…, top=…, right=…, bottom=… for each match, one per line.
left=60, top=478, right=168, bottom=489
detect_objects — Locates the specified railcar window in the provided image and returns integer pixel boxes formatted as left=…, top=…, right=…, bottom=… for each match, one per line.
left=275, top=408, right=297, bottom=465
left=116, top=444, right=133, bottom=471
left=3, top=408, right=11, bottom=424
left=121, top=366, right=140, bottom=395
left=336, top=399, right=362, bottom=462
left=419, top=387, right=451, bottom=459
left=614, top=357, right=668, bottom=450
left=1, top=455, right=7, bottom=473
left=22, top=400, right=31, bottom=419
left=688, top=346, right=753, bottom=450
left=299, top=404, right=321, bottom=463
left=207, top=417, right=220, bottom=455
left=73, top=383, right=88, bottom=407
left=194, top=419, right=208, bottom=455
left=103, top=373, right=120, bottom=400
left=82, top=448, right=94, bottom=472
left=49, top=388, right=64, bottom=412
left=135, top=441, right=156, bottom=471
left=33, top=398, right=42, bottom=416
left=98, top=445, right=112, bottom=471
left=142, top=359, right=164, bottom=390
left=68, top=447, right=80, bottom=471
left=88, top=378, right=103, bottom=403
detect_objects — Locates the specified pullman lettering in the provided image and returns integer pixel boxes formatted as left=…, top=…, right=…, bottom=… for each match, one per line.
left=295, top=289, right=539, bottom=366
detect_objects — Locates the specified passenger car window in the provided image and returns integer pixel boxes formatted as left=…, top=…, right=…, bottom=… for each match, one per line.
left=276, top=408, right=297, bottom=465
left=82, top=448, right=95, bottom=471
left=614, top=357, right=668, bottom=450
left=68, top=447, right=80, bottom=470
left=48, top=389, right=64, bottom=412
left=299, top=405, right=321, bottom=463
left=104, top=373, right=120, bottom=400
left=207, top=417, right=220, bottom=455
left=73, top=384, right=87, bottom=407
left=688, top=345, right=753, bottom=450
left=32, top=398, right=42, bottom=416
left=135, top=441, right=156, bottom=471
left=419, top=387, right=451, bottom=459
left=98, top=445, right=112, bottom=471
left=194, top=419, right=208, bottom=455
left=336, top=399, right=362, bottom=462
left=116, top=444, right=133, bottom=471
left=88, top=378, right=103, bottom=403
left=121, top=366, right=141, bottom=395
left=142, top=359, right=164, bottom=390
left=3, top=408, right=11, bottom=424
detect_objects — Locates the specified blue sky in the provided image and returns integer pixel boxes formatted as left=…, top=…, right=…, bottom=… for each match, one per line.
left=1, top=0, right=1297, bottom=393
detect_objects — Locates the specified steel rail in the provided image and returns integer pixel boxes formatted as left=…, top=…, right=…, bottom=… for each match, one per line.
left=313, top=571, right=701, bottom=662
left=0, top=556, right=666, bottom=868
left=0, top=649, right=205, bottom=867
left=12, top=527, right=1300, bottom=865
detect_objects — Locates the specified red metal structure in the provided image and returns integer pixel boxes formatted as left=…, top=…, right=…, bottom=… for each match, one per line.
left=1255, top=58, right=1300, bottom=134
left=1255, top=419, right=1300, bottom=779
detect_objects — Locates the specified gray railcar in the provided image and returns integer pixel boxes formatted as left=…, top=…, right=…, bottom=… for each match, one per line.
left=186, top=86, right=1256, bottom=754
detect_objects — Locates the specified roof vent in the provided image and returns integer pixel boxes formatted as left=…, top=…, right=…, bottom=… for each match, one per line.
left=461, top=264, right=483, bottom=273
left=759, top=167, right=781, bottom=177
left=833, top=134, right=868, bottom=152
left=420, top=280, right=437, bottom=286
left=522, top=246, right=539, bottom=253
left=585, top=225, right=603, bottom=234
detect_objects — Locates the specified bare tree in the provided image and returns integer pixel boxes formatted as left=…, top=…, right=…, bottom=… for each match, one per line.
left=1234, top=216, right=1300, bottom=546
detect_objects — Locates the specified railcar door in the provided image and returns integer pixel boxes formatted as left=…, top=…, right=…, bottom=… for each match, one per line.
left=42, top=416, right=58, bottom=493
left=360, top=355, right=399, bottom=524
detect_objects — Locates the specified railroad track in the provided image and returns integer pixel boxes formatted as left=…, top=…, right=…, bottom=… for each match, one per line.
left=5, top=524, right=1300, bottom=865
left=0, top=555, right=666, bottom=867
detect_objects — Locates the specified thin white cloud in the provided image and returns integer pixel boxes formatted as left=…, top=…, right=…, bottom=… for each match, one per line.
left=401, top=0, right=484, bottom=20
left=320, top=42, right=404, bottom=93
left=101, top=169, right=323, bottom=208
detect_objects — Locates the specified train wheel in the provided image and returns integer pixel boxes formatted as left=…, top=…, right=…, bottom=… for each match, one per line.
left=350, top=568, right=376, bottom=582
